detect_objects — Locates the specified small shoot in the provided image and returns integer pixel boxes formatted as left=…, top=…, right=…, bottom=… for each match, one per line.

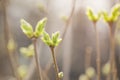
left=86, top=7, right=101, bottom=23
left=102, top=4, right=120, bottom=23
left=102, top=62, right=111, bottom=76
left=17, top=65, right=27, bottom=79
left=20, top=44, right=34, bottom=57
left=41, top=31, right=62, bottom=80
left=41, top=31, right=62, bottom=48
left=85, top=67, right=95, bottom=79
left=58, top=72, right=64, bottom=79
left=21, top=19, right=33, bottom=38
left=60, top=15, right=68, bottom=22
left=20, top=17, right=47, bottom=39
left=34, top=18, right=47, bottom=38
left=20, top=18, right=47, bottom=80
left=79, top=74, right=89, bottom=80
left=7, top=38, right=16, bottom=52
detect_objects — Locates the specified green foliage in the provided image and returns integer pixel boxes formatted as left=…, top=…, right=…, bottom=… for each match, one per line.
left=60, top=15, right=68, bottom=22
left=85, top=67, right=95, bottom=79
left=21, top=19, right=34, bottom=38
left=102, top=62, right=111, bottom=76
left=34, top=18, right=47, bottom=38
left=41, top=31, right=62, bottom=47
left=20, top=44, right=34, bottom=57
left=7, top=38, right=16, bottom=52
left=58, top=72, right=64, bottom=79
left=102, top=4, right=120, bottom=22
left=20, top=18, right=47, bottom=38
left=86, top=7, right=101, bottom=22
left=17, top=65, right=27, bottom=79
left=79, top=74, right=89, bottom=80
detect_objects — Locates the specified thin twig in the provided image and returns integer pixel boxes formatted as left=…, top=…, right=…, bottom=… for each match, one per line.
left=32, top=38, right=42, bottom=80
left=2, top=0, right=21, bottom=80
left=108, top=23, right=117, bottom=80
left=50, top=47, right=60, bottom=80
left=44, top=0, right=76, bottom=74
left=93, top=22, right=101, bottom=80
left=85, top=47, right=92, bottom=70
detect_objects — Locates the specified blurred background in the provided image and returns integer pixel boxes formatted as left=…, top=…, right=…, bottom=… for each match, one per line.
left=0, top=0, right=120, bottom=80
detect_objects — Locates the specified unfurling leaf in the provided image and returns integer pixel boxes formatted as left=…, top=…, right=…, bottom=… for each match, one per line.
left=85, top=67, right=95, bottom=79
left=17, top=65, right=27, bottom=79
left=86, top=7, right=100, bottom=22
left=20, top=44, right=34, bottom=57
left=102, top=62, right=111, bottom=76
left=7, top=38, right=16, bottom=52
left=41, top=31, right=62, bottom=47
left=34, top=18, right=47, bottom=38
left=20, top=19, right=33, bottom=38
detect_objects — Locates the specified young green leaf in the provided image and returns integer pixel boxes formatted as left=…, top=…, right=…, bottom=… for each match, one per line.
left=20, top=19, right=33, bottom=38
left=20, top=44, right=34, bottom=57
left=17, top=65, right=27, bottom=79
left=34, top=18, right=47, bottom=38
left=7, top=38, right=16, bottom=52
left=41, top=31, right=62, bottom=47
left=41, top=31, right=52, bottom=46
left=52, top=31, right=60, bottom=44
left=86, top=8, right=100, bottom=22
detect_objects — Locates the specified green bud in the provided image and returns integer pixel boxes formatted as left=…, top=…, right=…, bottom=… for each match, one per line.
left=60, top=15, right=68, bottom=22
left=86, top=7, right=100, bottom=22
left=34, top=18, right=47, bottom=38
left=7, top=38, right=16, bottom=52
left=85, top=67, right=95, bottom=78
left=79, top=74, right=89, bottom=80
left=20, top=19, right=33, bottom=38
left=41, top=31, right=62, bottom=47
left=58, top=72, right=64, bottom=78
left=17, top=65, right=27, bottom=79
left=102, top=62, right=111, bottom=76
left=52, top=31, right=62, bottom=46
left=41, top=31, right=52, bottom=46
left=20, top=44, right=34, bottom=57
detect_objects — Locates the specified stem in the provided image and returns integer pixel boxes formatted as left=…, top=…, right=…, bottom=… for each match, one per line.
left=2, top=0, right=21, bottom=80
left=9, top=51, right=21, bottom=80
left=32, top=38, right=42, bottom=80
left=109, top=23, right=117, bottom=80
left=94, top=22, right=101, bottom=80
left=50, top=47, right=59, bottom=80
left=24, top=0, right=76, bottom=79
left=85, top=47, right=92, bottom=69
left=44, top=0, right=76, bottom=73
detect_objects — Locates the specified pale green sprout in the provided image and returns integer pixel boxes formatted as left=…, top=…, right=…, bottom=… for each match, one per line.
left=37, top=3, right=47, bottom=13
left=102, top=62, right=111, bottom=76
left=21, top=19, right=33, bottom=38
left=41, top=31, right=62, bottom=47
left=20, top=17, right=47, bottom=38
left=58, top=72, right=64, bottom=79
left=7, top=38, right=16, bottom=52
left=60, top=15, right=68, bottom=22
left=20, top=44, right=34, bottom=57
left=86, top=7, right=101, bottom=22
left=17, top=65, right=27, bottom=79
left=102, top=4, right=120, bottom=22
left=79, top=74, right=89, bottom=80
left=85, top=67, right=95, bottom=79
left=34, top=18, right=47, bottom=38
